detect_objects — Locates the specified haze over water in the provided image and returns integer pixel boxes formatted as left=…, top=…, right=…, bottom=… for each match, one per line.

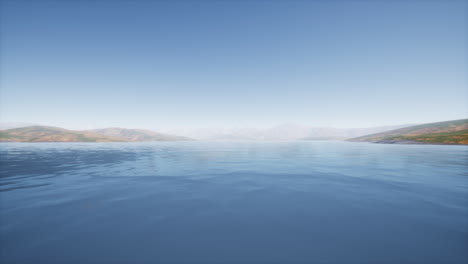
left=1, top=141, right=467, bottom=263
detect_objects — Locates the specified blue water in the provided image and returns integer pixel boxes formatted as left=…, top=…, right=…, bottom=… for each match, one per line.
left=0, top=141, right=467, bottom=263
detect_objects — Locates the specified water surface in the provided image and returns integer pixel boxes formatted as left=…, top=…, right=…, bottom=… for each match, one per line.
left=1, top=141, right=467, bottom=263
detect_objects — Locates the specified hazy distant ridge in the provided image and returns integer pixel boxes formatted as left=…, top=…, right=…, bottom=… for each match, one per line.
left=91, top=128, right=192, bottom=141
left=160, top=123, right=414, bottom=141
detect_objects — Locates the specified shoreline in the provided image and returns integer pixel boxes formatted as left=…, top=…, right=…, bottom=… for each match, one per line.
left=373, top=139, right=464, bottom=145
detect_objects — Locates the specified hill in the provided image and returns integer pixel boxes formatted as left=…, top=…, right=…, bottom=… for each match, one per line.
left=348, top=119, right=468, bottom=145
left=0, top=126, right=193, bottom=142
left=0, top=126, right=126, bottom=142
left=90, top=128, right=193, bottom=141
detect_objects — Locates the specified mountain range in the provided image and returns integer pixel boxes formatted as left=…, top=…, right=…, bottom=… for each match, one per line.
left=1, top=119, right=467, bottom=144
left=0, top=122, right=414, bottom=142
left=157, top=123, right=415, bottom=141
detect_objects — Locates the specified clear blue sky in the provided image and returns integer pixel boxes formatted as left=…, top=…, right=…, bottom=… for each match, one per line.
left=1, top=0, right=466, bottom=129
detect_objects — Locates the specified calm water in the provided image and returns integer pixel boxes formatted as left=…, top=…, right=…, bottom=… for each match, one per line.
left=0, top=141, right=467, bottom=263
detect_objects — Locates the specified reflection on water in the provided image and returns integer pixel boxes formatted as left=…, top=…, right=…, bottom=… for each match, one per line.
left=0, top=141, right=467, bottom=263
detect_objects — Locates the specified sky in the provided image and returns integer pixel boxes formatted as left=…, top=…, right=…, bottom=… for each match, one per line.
left=1, top=0, right=467, bottom=130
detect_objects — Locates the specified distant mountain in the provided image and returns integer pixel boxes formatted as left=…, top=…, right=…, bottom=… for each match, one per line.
left=348, top=119, right=468, bottom=145
left=0, top=126, right=193, bottom=142
left=91, top=128, right=193, bottom=141
left=159, top=123, right=414, bottom=141
left=0, top=126, right=125, bottom=142
left=261, top=123, right=314, bottom=140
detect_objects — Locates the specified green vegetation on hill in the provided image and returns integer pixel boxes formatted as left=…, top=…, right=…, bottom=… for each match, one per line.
left=348, top=119, right=468, bottom=145
left=385, top=130, right=468, bottom=144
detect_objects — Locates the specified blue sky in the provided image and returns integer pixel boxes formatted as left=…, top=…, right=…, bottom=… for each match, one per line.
left=1, top=0, right=467, bottom=129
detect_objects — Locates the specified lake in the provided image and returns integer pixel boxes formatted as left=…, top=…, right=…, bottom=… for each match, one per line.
left=0, top=141, right=467, bottom=263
